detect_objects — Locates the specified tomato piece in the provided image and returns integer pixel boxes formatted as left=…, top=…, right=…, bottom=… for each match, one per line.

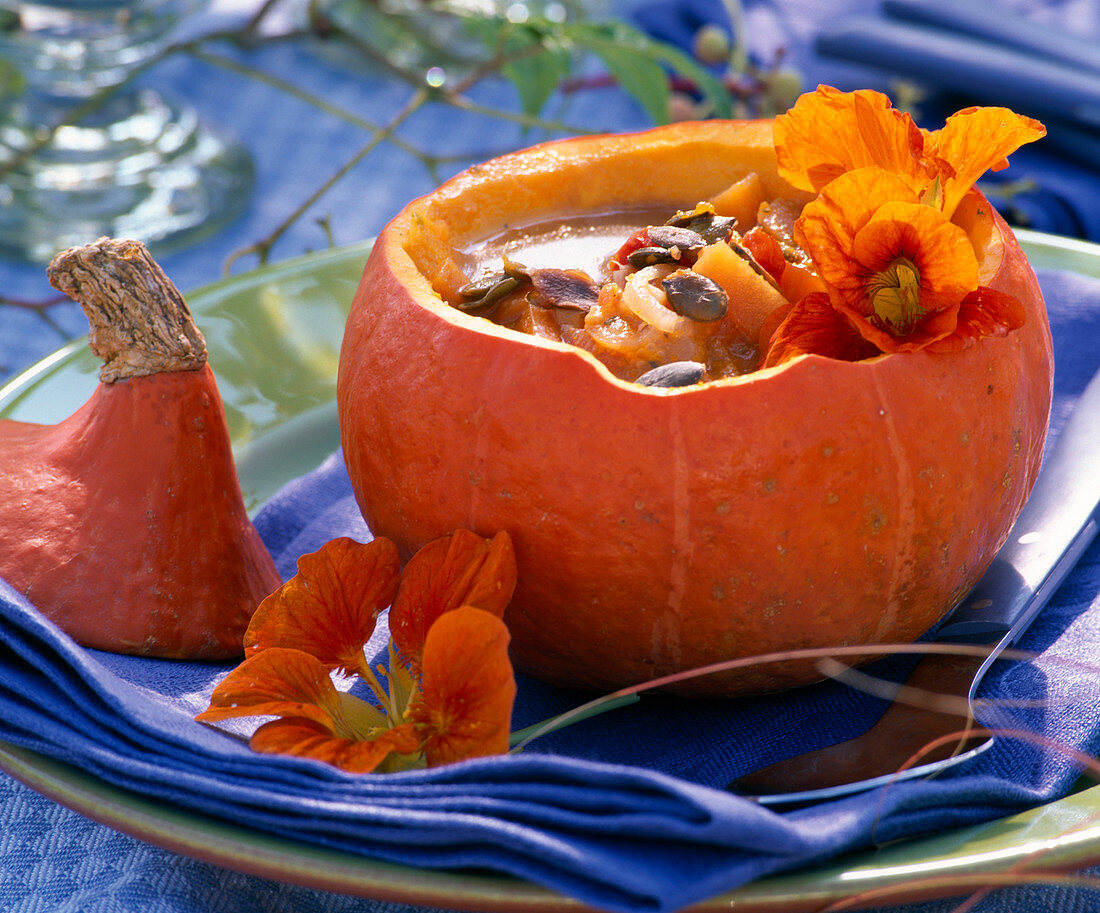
left=609, top=228, right=651, bottom=270
left=740, top=226, right=787, bottom=283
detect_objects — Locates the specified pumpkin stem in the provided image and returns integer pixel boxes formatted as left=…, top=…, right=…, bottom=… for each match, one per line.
left=46, top=237, right=208, bottom=383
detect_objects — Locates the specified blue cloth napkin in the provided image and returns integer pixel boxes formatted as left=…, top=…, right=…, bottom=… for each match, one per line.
left=879, top=0, right=1100, bottom=77
left=632, top=0, right=1100, bottom=245
left=0, top=263, right=1098, bottom=913
left=815, top=17, right=1100, bottom=128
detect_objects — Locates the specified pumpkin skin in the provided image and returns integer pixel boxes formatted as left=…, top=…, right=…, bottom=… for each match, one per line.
left=0, top=366, right=281, bottom=659
left=337, top=120, right=1053, bottom=696
left=0, top=239, right=283, bottom=660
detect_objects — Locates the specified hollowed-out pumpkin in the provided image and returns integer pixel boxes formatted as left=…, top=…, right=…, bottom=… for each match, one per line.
left=337, top=118, right=1053, bottom=696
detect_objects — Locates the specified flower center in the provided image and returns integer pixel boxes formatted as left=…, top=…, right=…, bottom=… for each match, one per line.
left=865, top=257, right=924, bottom=334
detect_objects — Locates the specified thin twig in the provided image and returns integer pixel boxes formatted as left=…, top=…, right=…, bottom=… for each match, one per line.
left=224, top=86, right=431, bottom=272
left=443, top=94, right=596, bottom=135
left=242, top=0, right=289, bottom=39
left=0, top=0, right=775, bottom=289
left=186, top=46, right=427, bottom=161
left=0, top=293, right=68, bottom=312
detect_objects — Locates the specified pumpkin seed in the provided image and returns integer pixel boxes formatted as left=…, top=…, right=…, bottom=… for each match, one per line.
left=646, top=225, right=707, bottom=255
left=458, top=273, right=504, bottom=298
left=661, top=270, right=728, bottom=321
left=627, top=226, right=708, bottom=270
left=502, top=256, right=533, bottom=282
left=456, top=274, right=523, bottom=313
left=666, top=209, right=737, bottom=245
left=529, top=268, right=600, bottom=312
left=457, top=257, right=534, bottom=314
left=636, top=361, right=706, bottom=387
left=627, top=246, right=677, bottom=268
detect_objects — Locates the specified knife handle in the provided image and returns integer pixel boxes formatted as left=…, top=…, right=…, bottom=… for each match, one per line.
left=937, top=367, right=1100, bottom=644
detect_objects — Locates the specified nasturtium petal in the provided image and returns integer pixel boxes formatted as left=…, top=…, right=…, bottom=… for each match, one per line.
left=335, top=689, right=390, bottom=734
left=386, top=640, right=419, bottom=721
left=762, top=292, right=878, bottom=367
left=848, top=300, right=962, bottom=354
left=245, top=536, right=401, bottom=674
left=250, top=718, right=420, bottom=773
left=196, top=647, right=346, bottom=729
left=774, top=85, right=929, bottom=193
left=929, top=107, right=1046, bottom=218
left=852, top=200, right=979, bottom=316
left=408, top=606, right=516, bottom=767
left=926, top=287, right=1027, bottom=353
left=769, top=89, right=1039, bottom=363
left=795, top=170, right=979, bottom=353
left=796, top=167, right=919, bottom=297
left=390, top=530, right=517, bottom=664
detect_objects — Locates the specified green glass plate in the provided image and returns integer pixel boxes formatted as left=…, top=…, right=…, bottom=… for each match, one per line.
left=2, top=233, right=1099, bottom=912
left=0, top=241, right=368, bottom=513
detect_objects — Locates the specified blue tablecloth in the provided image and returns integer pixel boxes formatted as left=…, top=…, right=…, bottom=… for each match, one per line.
left=2, top=2, right=1099, bottom=911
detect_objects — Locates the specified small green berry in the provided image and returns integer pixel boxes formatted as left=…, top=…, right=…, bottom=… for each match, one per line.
left=767, top=70, right=803, bottom=109
left=692, top=24, right=731, bottom=65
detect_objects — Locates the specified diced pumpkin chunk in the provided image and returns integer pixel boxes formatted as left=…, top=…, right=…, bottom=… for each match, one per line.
left=709, top=172, right=767, bottom=230
left=692, top=241, right=789, bottom=344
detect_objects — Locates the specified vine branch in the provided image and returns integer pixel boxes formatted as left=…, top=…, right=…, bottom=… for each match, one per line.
left=0, top=0, right=792, bottom=300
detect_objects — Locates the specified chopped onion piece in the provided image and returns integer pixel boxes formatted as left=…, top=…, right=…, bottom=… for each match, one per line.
left=620, top=266, right=694, bottom=335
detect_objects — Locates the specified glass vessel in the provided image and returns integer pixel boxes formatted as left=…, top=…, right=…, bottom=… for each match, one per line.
left=0, top=1, right=252, bottom=263
left=311, top=0, right=576, bottom=73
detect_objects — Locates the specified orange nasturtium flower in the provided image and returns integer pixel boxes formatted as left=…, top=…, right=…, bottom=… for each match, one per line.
left=196, top=531, right=518, bottom=773
left=763, top=86, right=1043, bottom=365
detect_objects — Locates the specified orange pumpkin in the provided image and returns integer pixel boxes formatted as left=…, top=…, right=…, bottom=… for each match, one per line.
left=337, top=120, right=1053, bottom=696
left=0, top=239, right=282, bottom=659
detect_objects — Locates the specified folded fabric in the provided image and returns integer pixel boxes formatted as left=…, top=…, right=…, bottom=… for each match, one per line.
left=816, top=18, right=1100, bottom=128
left=0, top=264, right=1098, bottom=913
left=811, top=13, right=1100, bottom=242
left=631, top=0, right=1100, bottom=245
left=880, top=0, right=1100, bottom=76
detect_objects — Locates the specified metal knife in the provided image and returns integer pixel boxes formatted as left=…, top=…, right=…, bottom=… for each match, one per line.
left=734, top=364, right=1100, bottom=805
